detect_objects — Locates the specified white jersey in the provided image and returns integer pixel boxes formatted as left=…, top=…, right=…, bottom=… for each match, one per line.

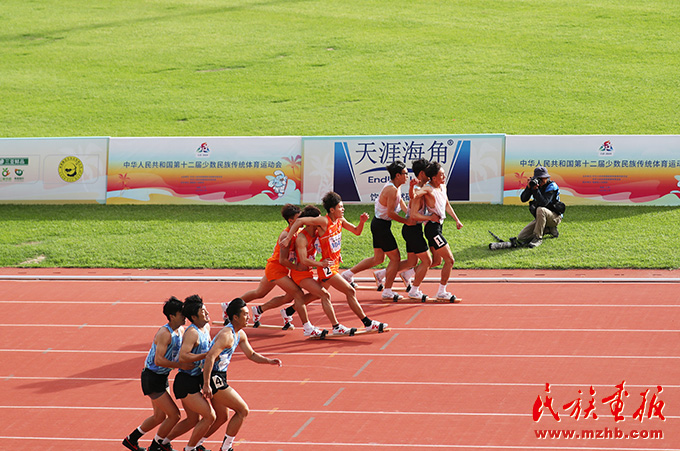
left=427, top=182, right=448, bottom=224
left=374, top=182, right=401, bottom=220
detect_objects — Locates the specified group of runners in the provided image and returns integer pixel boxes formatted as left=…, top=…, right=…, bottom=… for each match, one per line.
left=122, top=296, right=281, bottom=451
left=124, top=158, right=462, bottom=450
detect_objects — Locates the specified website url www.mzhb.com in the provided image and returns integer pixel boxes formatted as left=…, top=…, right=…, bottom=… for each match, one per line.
left=535, top=427, right=663, bottom=440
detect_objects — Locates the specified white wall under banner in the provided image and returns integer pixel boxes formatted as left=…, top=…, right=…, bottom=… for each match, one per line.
left=0, top=137, right=109, bottom=204
left=302, top=134, right=505, bottom=205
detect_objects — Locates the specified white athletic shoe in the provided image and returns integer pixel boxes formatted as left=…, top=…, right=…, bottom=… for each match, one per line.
left=304, top=326, right=324, bottom=337
left=436, top=291, right=456, bottom=301
left=366, top=320, right=388, bottom=332
left=373, top=269, right=386, bottom=290
left=250, top=305, right=262, bottom=324
left=382, top=290, right=403, bottom=301
left=408, top=289, right=427, bottom=300
left=221, top=302, right=229, bottom=322
left=332, top=324, right=353, bottom=335
left=341, top=270, right=354, bottom=284
left=399, top=268, right=415, bottom=290
left=280, top=309, right=294, bottom=327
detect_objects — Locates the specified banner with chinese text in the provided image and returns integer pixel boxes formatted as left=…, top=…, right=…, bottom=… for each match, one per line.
left=505, top=135, right=680, bottom=205
left=302, top=134, right=505, bottom=205
left=107, top=137, right=302, bottom=205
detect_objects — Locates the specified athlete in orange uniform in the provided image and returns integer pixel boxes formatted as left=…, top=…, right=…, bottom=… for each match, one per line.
left=282, top=192, right=388, bottom=333
left=230, top=204, right=321, bottom=335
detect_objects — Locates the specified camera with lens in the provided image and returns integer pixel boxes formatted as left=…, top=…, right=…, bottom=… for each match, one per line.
left=529, top=177, right=540, bottom=189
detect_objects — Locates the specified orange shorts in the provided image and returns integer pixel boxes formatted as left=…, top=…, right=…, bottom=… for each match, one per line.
left=265, top=261, right=289, bottom=282
left=316, top=262, right=339, bottom=282
left=291, top=268, right=314, bottom=286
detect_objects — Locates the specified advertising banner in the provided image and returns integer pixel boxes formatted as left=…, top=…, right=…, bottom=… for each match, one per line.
left=302, top=134, right=505, bottom=205
left=505, top=136, right=680, bottom=205
left=107, top=137, right=302, bottom=205
left=0, top=137, right=108, bottom=203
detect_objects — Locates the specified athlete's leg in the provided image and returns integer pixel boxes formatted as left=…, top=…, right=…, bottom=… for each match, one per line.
left=182, top=392, right=216, bottom=447
left=211, top=386, right=249, bottom=439
left=324, top=274, right=366, bottom=319
left=382, top=248, right=401, bottom=290
left=148, top=391, right=181, bottom=439
left=299, top=278, right=337, bottom=325
left=240, top=276, right=276, bottom=303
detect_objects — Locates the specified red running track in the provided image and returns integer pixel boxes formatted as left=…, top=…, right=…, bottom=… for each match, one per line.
left=0, top=268, right=679, bottom=451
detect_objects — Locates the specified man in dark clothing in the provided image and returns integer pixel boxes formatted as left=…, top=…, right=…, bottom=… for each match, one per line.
left=517, top=166, right=563, bottom=248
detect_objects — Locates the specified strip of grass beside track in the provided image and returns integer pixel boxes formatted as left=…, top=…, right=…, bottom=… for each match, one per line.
left=1, top=204, right=678, bottom=269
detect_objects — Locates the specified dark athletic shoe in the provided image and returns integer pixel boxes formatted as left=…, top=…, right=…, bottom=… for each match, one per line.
left=122, top=437, right=146, bottom=451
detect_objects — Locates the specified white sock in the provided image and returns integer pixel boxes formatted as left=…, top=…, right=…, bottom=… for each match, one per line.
left=197, top=438, right=206, bottom=446
left=303, top=321, right=314, bottom=332
left=438, top=284, right=447, bottom=294
left=345, top=270, right=354, bottom=277
left=222, top=434, right=235, bottom=450
left=409, top=285, right=420, bottom=295
left=154, top=435, right=163, bottom=443
left=185, top=446, right=195, bottom=451
left=162, top=437, right=172, bottom=445
left=383, top=288, right=394, bottom=295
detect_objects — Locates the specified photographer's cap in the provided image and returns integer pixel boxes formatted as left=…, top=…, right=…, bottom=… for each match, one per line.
left=533, top=166, right=550, bottom=179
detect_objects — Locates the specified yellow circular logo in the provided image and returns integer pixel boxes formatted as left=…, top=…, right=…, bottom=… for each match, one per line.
left=58, top=156, right=84, bottom=183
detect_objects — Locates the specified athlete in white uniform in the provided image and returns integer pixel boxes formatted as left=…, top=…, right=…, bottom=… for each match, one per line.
left=341, top=160, right=411, bottom=300
left=412, top=161, right=463, bottom=301
left=202, top=298, right=282, bottom=451
left=123, top=297, right=187, bottom=451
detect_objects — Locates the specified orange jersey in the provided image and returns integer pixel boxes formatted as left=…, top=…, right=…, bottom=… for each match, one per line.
left=290, top=228, right=318, bottom=285
left=316, top=215, right=343, bottom=280
left=265, top=226, right=295, bottom=281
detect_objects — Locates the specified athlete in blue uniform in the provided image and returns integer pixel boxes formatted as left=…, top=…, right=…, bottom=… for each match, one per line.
left=123, top=296, right=188, bottom=451
left=202, top=298, right=282, bottom=451
left=165, top=295, right=214, bottom=451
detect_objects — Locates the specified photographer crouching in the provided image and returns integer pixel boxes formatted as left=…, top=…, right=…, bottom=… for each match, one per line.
left=517, top=166, right=564, bottom=248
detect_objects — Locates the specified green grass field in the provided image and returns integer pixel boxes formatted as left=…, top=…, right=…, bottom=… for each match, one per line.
left=2, top=1, right=679, bottom=270
left=2, top=204, right=679, bottom=269
left=2, top=0, right=678, bottom=137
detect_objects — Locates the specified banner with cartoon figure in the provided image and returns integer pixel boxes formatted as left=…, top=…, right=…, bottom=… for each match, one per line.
left=302, top=134, right=505, bottom=205
left=0, top=137, right=108, bottom=204
left=505, top=136, right=680, bottom=205
left=107, top=137, right=301, bottom=205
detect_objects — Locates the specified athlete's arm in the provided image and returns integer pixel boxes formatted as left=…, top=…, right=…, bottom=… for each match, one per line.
left=238, top=330, right=282, bottom=366
left=178, top=327, right=206, bottom=365
left=385, top=185, right=408, bottom=225
left=341, top=212, right=370, bottom=235
left=153, top=326, right=183, bottom=369
left=445, top=202, right=463, bottom=229
left=282, top=216, right=326, bottom=247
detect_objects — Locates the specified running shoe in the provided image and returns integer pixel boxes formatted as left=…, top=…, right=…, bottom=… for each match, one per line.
left=122, top=437, right=146, bottom=451
left=250, top=305, right=262, bottom=325
left=408, top=289, right=427, bottom=301
left=303, top=326, right=325, bottom=338
left=366, top=320, right=388, bottom=332
left=399, top=268, right=415, bottom=291
left=221, top=302, right=229, bottom=325
left=436, top=291, right=457, bottom=301
left=381, top=290, right=403, bottom=301
left=332, top=324, right=354, bottom=335
left=280, top=308, right=294, bottom=328
left=340, top=270, right=354, bottom=284
left=373, top=269, right=386, bottom=291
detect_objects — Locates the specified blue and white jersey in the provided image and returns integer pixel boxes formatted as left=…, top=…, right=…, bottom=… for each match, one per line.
left=145, top=324, right=182, bottom=375
left=212, top=323, right=240, bottom=373
left=179, top=324, right=211, bottom=376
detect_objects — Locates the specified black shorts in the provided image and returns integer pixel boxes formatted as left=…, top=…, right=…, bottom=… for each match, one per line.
left=209, top=371, right=230, bottom=393
left=173, top=371, right=203, bottom=400
left=424, top=221, right=448, bottom=250
left=401, top=223, right=428, bottom=255
left=141, top=368, right=169, bottom=397
left=370, top=217, right=397, bottom=252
